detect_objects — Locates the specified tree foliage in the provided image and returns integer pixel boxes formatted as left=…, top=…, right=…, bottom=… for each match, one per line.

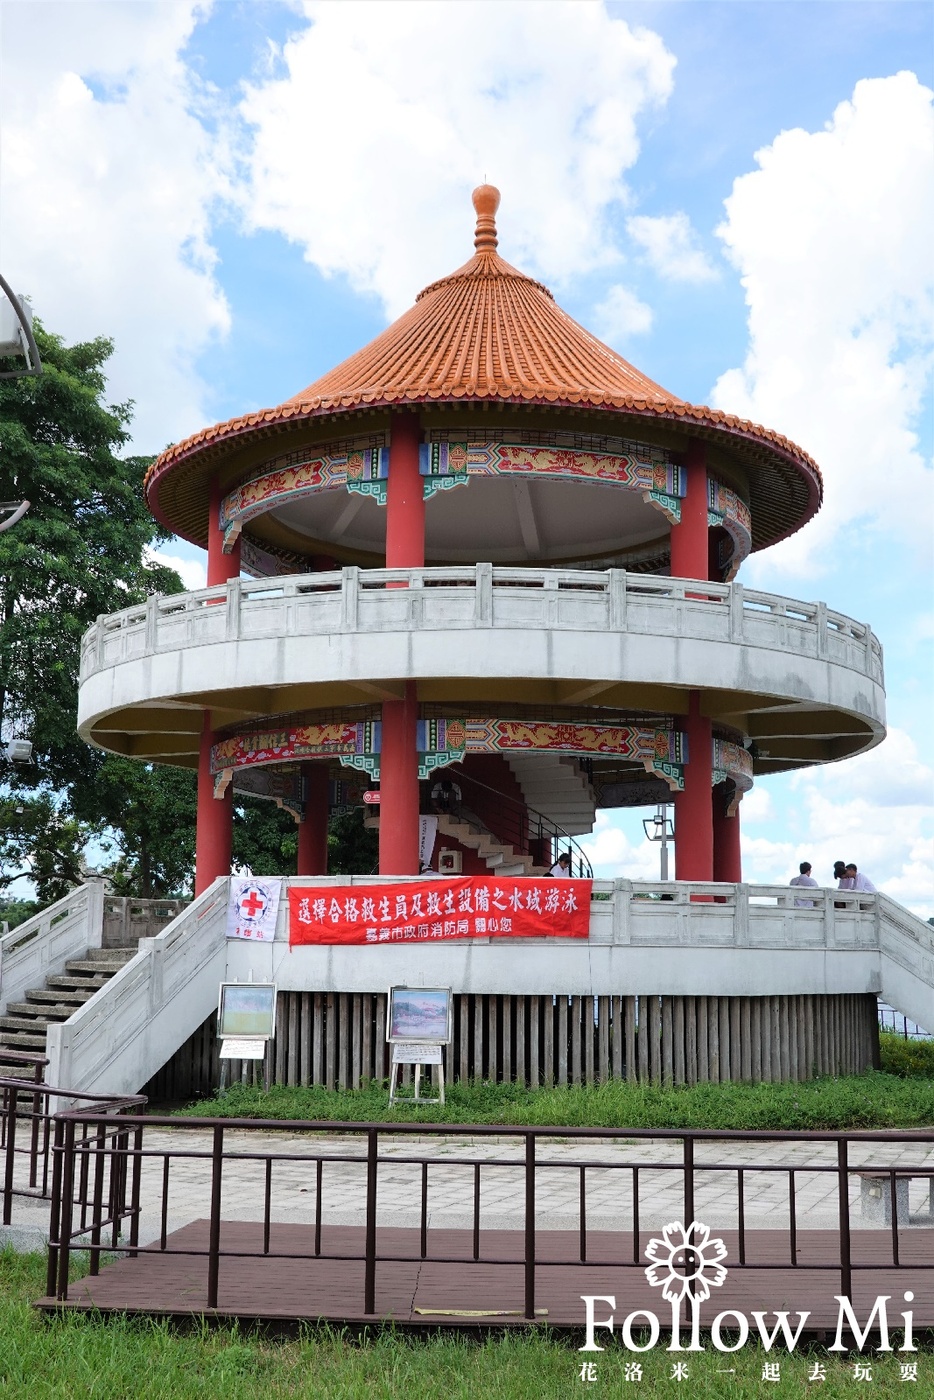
left=0, top=324, right=182, bottom=787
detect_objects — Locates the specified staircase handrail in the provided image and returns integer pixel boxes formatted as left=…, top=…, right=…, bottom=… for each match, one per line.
left=0, top=883, right=104, bottom=1016
left=444, top=770, right=594, bottom=879
left=44, top=880, right=229, bottom=1098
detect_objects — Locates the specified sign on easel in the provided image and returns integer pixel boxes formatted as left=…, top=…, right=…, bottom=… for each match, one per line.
left=217, top=982, right=277, bottom=1090
left=387, top=986, right=452, bottom=1107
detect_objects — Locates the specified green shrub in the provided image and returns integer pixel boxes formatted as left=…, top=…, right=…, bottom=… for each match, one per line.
left=879, top=1030, right=934, bottom=1078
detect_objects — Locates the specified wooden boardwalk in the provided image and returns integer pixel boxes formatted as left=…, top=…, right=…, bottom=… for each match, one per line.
left=35, top=1222, right=934, bottom=1332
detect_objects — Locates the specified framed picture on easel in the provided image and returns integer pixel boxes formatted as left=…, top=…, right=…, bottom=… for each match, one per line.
left=387, top=986, right=452, bottom=1107
left=387, top=986, right=452, bottom=1044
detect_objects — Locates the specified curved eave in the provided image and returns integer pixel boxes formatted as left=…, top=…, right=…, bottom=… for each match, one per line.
left=146, top=393, right=822, bottom=557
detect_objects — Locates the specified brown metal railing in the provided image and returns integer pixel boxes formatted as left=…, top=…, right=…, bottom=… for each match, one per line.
left=1, top=1068, right=145, bottom=1226
left=46, top=1115, right=934, bottom=1315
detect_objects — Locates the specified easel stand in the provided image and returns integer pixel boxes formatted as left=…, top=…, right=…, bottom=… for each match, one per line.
left=389, top=1042, right=445, bottom=1107
left=219, top=1036, right=270, bottom=1093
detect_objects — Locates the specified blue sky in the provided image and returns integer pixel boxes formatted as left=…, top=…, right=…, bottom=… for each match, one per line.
left=2, top=1, right=931, bottom=911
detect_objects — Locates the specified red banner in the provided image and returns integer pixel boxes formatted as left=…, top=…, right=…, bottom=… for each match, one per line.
left=289, top=877, right=592, bottom=946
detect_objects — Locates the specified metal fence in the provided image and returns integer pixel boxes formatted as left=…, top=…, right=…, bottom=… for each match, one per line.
left=1, top=1062, right=145, bottom=1225
left=46, top=1115, right=934, bottom=1319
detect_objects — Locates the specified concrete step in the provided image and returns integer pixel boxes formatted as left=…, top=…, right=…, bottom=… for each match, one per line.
left=0, top=1030, right=48, bottom=1050
left=64, top=958, right=129, bottom=976
left=46, top=973, right=111, bottom=992
left=81, top=946, right=137, bottom=965
left=22, top=987, right=91, bottom=1006
left=0, top=1014, right=57, bottom=1033
left=6, top=1001, right=77, bottom=1022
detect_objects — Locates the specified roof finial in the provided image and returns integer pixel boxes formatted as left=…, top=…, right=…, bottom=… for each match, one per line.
left=472, top=183, right=500, bottom=252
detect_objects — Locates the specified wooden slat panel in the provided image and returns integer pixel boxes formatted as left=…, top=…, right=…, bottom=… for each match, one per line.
left=288, top=994, right=299, bottom=1087
left=515, top=996, right=526, bottom=1087
left=636, top=997, right=649, bottom=1082
left=583, top=997, right=595, bottom=1086
left=502, top=995, right=513, bottom=1083
left=474, top=996, right=485, bottom=1082
left=624, top=997, right=636, bottom=1084
left=672, top=996, right=684, bottom=1086
left=540, top=997, right=551, bottom=1088
left=530, top=997, right=541, bottom=1089
left=661, top=998, right=673, bottom=1087
left=598, top=996, right=610, bottom=1084
left=374, top=995, right=387, bottom=1080
left=557, top=997, right=569, bottom=1088
left=685, top=998, right=697, bottom=1088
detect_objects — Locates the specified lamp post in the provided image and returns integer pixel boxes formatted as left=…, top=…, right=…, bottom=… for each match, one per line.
left=642, top=804, right=674, bottom=881
left=0, top=274, right=42, bottom=379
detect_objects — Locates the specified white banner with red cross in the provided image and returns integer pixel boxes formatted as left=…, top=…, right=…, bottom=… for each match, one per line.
left=226, top=877, right=283, bottom=942
left=289, top=876, right=592, bottom=946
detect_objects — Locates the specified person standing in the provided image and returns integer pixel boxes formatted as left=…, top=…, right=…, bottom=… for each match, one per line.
left=843, top=863, right=876, bottom=892
left=789, top=861, right=819, bottom=907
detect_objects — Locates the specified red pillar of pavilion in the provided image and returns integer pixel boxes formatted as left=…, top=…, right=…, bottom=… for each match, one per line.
left=194, top=479, right=241, bottom=895
left=297, top=762, right=330, bottom=876
left=379, top=413, right=424, bottom=875
left=713, top=783, right=743, bottom=884
left=674, top=691, right=714, bottom=882
left=669, top=439, right=708, bottom=582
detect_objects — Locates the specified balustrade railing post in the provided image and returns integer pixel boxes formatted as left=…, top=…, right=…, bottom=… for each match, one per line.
left=364, top=1127, right=378, bottom=1314
left=524, top=1132, right=536, bottom=1320
left=207, top=1124, right=224, bottom=1308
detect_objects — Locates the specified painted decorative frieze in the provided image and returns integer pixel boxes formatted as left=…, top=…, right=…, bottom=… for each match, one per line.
left=707, top=479, right=753, bottom=580
left=419, top=439, right=684, bottom=522
left=220, top=445, right=389, bottom=550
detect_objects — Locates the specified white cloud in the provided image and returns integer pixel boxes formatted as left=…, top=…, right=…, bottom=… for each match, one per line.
left=241, top=1, right=675, bottom=317
left=580, top=811, right=662, bottom=880
left=738, top=785, right=774, bottom=823
left=626, top=212, right=718, bottom=283
left=144, top=546, right=207, bottom=592
left=711, top=72, right=934, bottom=577
left=592, top=284, right=654, bottom=341
left=0, top=1, right=231, bottom=453
left=742, top=729, right=934, bottom=916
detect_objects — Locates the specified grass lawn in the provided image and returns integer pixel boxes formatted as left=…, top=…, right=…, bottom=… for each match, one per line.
left=175, top=1065, right=934, bottom=1130
left=1, top=1250, right=929, bottom=1399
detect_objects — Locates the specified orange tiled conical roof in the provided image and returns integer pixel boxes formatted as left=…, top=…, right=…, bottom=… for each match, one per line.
left=286, top=184, right=677, bottom=410
left=146, top=186, right=821, bottom=552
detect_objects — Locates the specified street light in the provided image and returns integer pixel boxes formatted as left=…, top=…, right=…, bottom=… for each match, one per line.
left=642, top=803, right=674, bottom=881
left=0, top=273, right=42, bottom=379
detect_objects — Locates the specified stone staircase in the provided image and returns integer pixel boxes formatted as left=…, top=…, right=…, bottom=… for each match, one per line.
left=0, top=947, right=138, bottom=1066
left=505, top=753, right=595, bottom=835
left=436, top=813, right=550, bottom=877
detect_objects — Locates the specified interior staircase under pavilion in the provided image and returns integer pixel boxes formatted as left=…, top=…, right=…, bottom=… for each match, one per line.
left=0, top=946, right=138, bottom=1067
left=434, top=812, right=549, bottom=877
left=504, top=753, right=596, bottom=836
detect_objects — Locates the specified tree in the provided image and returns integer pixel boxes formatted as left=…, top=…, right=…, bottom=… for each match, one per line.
left=0, top=323, right=183, bottom=785
left=70, top=759, right=197, bottom=898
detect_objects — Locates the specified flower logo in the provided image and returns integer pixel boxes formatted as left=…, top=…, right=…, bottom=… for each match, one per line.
left=644, top=1221, right=728, bottom=1302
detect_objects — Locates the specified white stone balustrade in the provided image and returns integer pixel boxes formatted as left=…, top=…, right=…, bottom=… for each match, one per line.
left=78, top=570, right=885, bottom=761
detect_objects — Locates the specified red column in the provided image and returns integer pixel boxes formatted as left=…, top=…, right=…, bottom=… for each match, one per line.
left=669, top=440, right=709, bottom=582
left=207, top=477, right=241, bottom=586
left=673, top=691, right=713, bottom=882
left=379, top=414, right=424, bottom=875
left=195, top=479, right=239, bottom=894
left=713, top=783, right=743, bottom=883
left=379, top=681, right=420, bottom=874
left=385, top=412, right=424, bottom=570
left=195, top=714, right=232, bottom=895
left=297, top=763, right=330, bottom=876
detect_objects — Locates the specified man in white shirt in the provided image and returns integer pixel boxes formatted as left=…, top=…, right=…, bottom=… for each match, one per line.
left=841, top=862, right=876, bottom=893
left=789, top=861, right=819, bottom=907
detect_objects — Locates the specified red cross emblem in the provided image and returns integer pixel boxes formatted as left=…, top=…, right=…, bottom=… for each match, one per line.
left=238, top=886, right=267, bottom=920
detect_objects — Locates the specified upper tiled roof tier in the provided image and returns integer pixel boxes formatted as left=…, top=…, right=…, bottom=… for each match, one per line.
left=145, top=186, right=821, bottom=552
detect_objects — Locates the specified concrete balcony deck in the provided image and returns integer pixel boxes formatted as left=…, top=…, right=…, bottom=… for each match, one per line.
left=78, top=568, right=885, bottom=776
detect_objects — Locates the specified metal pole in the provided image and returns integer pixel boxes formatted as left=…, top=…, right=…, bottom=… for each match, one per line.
left=660, top=811, right=670, bottom=882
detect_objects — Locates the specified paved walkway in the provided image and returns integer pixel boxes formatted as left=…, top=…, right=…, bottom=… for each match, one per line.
left=6, top=1126, right=933, bottom=1250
